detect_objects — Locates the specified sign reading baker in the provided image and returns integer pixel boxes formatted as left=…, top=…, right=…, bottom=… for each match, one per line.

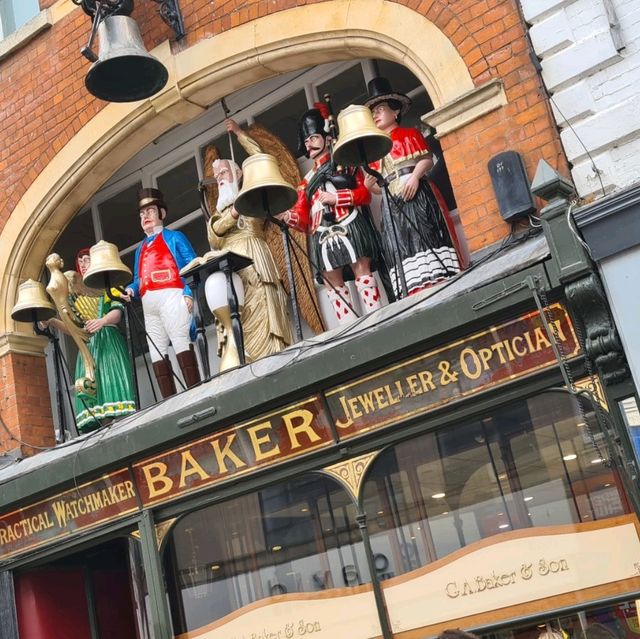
left=133, top=396, right=333, bottom=506
left=0, top=469, right=138, bottom=560
left=327, top=304, right=579, bottom=439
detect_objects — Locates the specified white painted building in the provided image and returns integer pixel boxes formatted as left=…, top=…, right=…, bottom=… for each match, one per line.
left=521, top=0, right=640, bottom=198
left=521, top=0, right=640, bottom=458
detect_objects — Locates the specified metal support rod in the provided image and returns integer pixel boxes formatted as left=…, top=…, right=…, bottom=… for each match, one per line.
left=360, top=144, right=408, bottom=299
left=221, top=257, right=246, bottom=367
left=35, top=319, right=69, bottom=443
left=189, top=272, right=211, bottom=380
left=123, top=303, right=141, bottom=409
left=263, top=192, right=304, bottom=342
left=356, top=512, right=393, bottom=639
left=150, top=0, right=186, bottom=40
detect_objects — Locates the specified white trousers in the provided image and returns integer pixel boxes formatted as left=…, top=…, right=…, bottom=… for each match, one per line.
left=141, top=288, right=192, bottom=362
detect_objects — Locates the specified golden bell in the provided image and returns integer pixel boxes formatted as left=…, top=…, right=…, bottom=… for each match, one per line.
left=333, top=104, right=393, bottom=166
left=83, top=240, right=132, bottom=290
left=234, top=153, right=297, bottom=218
left=11, top=279, right=56, bottom=323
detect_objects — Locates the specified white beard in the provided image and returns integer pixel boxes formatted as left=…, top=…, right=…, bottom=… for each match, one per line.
left=216, top=181, right=239, bottom=212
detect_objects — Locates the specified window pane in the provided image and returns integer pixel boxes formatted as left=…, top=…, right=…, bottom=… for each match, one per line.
left=52, top=209, right=96, bottom=271
left=362, top=391, right=627, bottom=581
left=165, top=475, right=368, bottom=635
left=318, top=64, right=368, bottom=115
left=176, top=215, right=209, bottom=258
left=253, top=90, right=309, bottom=157
left=156, top=158, right=201, bottom=226
left=0, top=0, right=39, bottom=38
left=99, top=182, right=143, bottom=251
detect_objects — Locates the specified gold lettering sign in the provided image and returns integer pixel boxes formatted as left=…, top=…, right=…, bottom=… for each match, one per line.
left=445, top=557, right=570, bottom=598
left=133, top=396, right=333, bottom=506
left=0, top=469, right=138, bottom=561
left=327, top=305, right=580, bottom=439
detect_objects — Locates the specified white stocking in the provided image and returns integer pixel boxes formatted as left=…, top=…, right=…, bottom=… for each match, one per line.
left=355, top=274, right=382, bottom=313
left=326, top=285, right=357, bottom=324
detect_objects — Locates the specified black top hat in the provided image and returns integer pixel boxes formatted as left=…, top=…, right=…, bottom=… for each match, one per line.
left=364, top=77, right=411, bottom=116
left=297, top=108, right=328, bottom=158
left=137, top=187, right=166, bottom=213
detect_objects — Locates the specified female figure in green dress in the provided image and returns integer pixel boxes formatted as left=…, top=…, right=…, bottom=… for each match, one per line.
left=44, top=249, right=136, bottom=433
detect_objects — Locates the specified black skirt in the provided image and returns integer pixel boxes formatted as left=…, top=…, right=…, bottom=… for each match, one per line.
left=310, top=209, right=381, bottom=278
left=381, top=179, right=460, bottom=294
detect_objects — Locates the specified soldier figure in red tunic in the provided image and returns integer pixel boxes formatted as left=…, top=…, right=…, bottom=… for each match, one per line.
left=124, top=188, right=201, bottom=398
left=281, top=106, right=384, bottom=324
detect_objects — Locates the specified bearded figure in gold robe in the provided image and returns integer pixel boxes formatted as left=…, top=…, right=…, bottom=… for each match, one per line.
left=205, top=120, right=294, bottom=362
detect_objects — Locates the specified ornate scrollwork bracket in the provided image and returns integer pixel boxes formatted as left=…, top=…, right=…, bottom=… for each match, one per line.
left=73, top=0, right=185, bottom=40
left=565, top=274, right=629, bottom=385
left=150, top=0, right=185, bottom=39
left=532, top=160, right=629, bottom=386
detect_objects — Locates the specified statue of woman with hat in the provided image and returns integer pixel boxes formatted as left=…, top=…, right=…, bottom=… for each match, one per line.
left=42, top=248, right=136, bottom=433
left=364, top=77, right=462, bottom=296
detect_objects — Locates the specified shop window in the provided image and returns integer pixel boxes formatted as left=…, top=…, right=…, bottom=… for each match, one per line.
left=165, top=474, right=369, bottom=635
left=482, top=598, right=638, bottom=639
left=99, top=182, right=143, bottom=250
left=254, top=90, right=309, bottom=157
left=619, top=395, right=640, bottom=463
left=156, top=158, right=201, bottom=226
left=362, top=391, right=627, bottom=581
left=0, top=0, right=39, bottom=39
left=317, top=63, right=368, bottom=115
left=52, top=209, right=96, bottom=270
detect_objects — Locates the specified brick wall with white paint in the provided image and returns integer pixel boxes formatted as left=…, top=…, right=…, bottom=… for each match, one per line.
left=520, top=0, right=640, bottom=198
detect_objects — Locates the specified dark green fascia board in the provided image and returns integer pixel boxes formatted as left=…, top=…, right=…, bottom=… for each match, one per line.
left=0, top=262, right=556, bottom=510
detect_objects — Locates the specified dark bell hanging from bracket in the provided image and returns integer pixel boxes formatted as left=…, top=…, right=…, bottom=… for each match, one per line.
left=73, top=0, right=185, bottom=102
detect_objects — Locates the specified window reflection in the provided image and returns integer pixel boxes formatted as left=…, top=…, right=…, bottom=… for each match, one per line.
left=165, top=474, right=368, bottom=635
left=362, top=391, right=627, bottom=580
left=481, top=598, right=638, bottom=639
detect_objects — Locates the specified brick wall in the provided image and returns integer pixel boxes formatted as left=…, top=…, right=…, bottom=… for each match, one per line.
left=0, top=353, right=55, bottom=456
left=0, top=0, right=568, bottom=453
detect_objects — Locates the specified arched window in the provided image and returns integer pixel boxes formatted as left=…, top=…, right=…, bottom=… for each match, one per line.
left=164, top=473, right=371, bottom=636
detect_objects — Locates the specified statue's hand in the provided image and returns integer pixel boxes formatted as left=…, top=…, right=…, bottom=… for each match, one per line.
left=225, top=119, right=242, bottom=136
left=85, top=318, right=105, bottom=334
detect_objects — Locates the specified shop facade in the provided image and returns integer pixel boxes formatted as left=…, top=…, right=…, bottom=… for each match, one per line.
left=0, top=1, right=639, bottom=639
left=2, top=222, right=640, bottom=638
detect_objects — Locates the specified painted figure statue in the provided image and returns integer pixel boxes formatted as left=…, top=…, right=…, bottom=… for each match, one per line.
left=124, top=188, right=201, bottom=398
left=364, top=77, right=461, bottom=296
left=282, top=105, right=384, bottom=324
left=44, top=249, right=136, bottom=433
left=206, top=119, right=293, bottom=364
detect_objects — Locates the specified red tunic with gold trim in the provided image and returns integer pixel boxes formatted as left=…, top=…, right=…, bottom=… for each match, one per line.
left=371, top=126, right=461, bottom=295
left=283, top=152, right=381, bottom=275
left=138, top=233, right=184, bottom=296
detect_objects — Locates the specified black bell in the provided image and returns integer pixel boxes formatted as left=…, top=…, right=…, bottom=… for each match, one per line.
left=85, top=15, right=169, bottom=102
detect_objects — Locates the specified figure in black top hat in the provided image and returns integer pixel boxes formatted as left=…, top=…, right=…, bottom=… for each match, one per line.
left=364, top=77, right=462, bottom=296
left=281, top=104, right=385, bottom=325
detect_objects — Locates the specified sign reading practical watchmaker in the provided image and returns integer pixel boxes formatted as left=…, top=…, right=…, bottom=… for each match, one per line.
left=0, top=469, right=138, bottom=560
left=327, top=304, right=579, bottom=439
left=133, top=396, right=333, bottom=506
